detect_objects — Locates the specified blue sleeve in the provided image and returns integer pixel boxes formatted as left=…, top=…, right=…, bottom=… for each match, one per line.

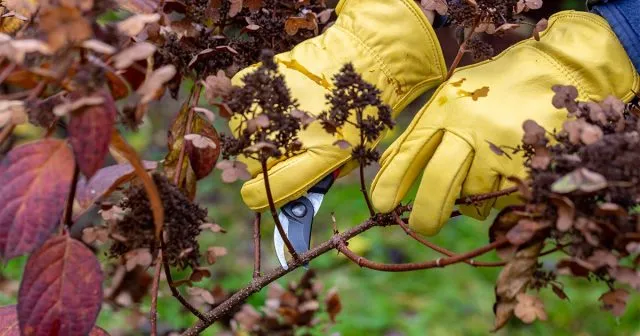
left=592, top=0, right=640, bottom=72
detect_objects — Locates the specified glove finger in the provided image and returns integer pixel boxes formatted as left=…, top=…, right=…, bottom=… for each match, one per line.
left=240, top=146, right=349, bottom=212
left=371, top=127, right=444, bottom=213
left=409, top=133, right=473, bottom=236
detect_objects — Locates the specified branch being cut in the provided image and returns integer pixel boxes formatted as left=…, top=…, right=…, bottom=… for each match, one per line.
left=394, top=214, right=505, bottom=267
left=336, top=237, right=508, bottom=272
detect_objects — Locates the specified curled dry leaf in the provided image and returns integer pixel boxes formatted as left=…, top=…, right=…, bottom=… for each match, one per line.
left=117, top=13, right=161, bottom=37
left=325, top=287, right=341, bottom=323
left=599, top=289, right=629, bottom=317
left=506, top=219, right=549, bottom=246
left=137, top=65, right=177, bottom=104
left=549, top=195, right=575, bottom=232
left=514, top=293, right=547, bottom=324
left=82, top=39, right=116, bottom=55
left=216, top=160, right=251, bottom=183
left=206, top=246, right=228, bottom=264
left=188, top=287, right=215, bottom=305
left=124, top=248, right=153, bottom=271
left=113, top=42, right=156, bottom=69
left=532, top=18, right=548, bottom=41
left=284, top=13, right=318, bottom=36
left=551, top=167, right=608, bottom=194
left=185, top=133, right=217, bottom=149
left=82, top=226, right=109, bottom=245
left=0, top=37, right=52, bottom=64
left=53, top=96, right=105, bottom=117
left=493, top=241, right=543, bottom=330
left=522, top=119, right=546, bottom=145
left=199, top=222, right=226, bottom=233
left=189, top=267, right=211, bottom=283
left=0, top=139, right=75, bottom=259
left=39, top=6, right=92, bottom=51
left=0, top=100, right=26, bottom=127
left=18, top=235, right=103, bottom=336
left=421, top=0, right=448, bottom=15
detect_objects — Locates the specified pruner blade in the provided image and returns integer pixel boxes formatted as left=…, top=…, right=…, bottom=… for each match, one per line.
left=274, top=172, right=337, bottom=269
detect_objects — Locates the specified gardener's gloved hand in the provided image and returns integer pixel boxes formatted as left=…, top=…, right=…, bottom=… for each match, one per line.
left=371, top=11, right=640, bottom=236
left=229, top=0, right=446, bottom=211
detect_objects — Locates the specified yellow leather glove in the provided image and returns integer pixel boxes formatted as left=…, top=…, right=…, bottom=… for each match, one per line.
left=371, top=11, right=640, bottom=236
left=230, top=0, right=446, bottom=211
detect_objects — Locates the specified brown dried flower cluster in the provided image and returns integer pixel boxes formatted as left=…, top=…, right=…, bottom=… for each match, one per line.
left=490, top=87, right=640, bottom=329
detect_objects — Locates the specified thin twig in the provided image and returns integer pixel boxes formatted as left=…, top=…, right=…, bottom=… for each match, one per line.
left=150, top=252, right=163, bottom=336
left=446, top=17, right=481, bottom=80
left=260, top=159, right=299, bottom=261
left=159, top=240, right=208, bottom=321
left=61, top=163, right=80, bottom=228
left=455, top=186, right=518, bottom=205
left=359, top=162, right=375, bottom=216
left=336, top=237, right=508, bottom=272
left=253, top=212, right=262, bottom=278
left=394, top=214, right=505, bottom=267
left=181, top=216, right=384, bottom=336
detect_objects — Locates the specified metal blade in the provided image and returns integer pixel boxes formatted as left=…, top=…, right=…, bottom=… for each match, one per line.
left=274, top=211, right=290, bottom=269
left=273, top=193, right=324, bottom=270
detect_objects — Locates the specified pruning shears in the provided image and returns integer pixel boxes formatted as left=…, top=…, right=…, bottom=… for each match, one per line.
left=274, top=170, right=339, bottom=269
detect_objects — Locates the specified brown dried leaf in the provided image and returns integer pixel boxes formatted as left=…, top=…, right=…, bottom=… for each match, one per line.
left=514, top=293, right=547, bottom=324
left=284, top=13, right=318, bottom=36
left=202, top=70, right=232, bottom=102
left=530, top=146, right=550, bottom=170
left=82, top=226, right=109, bottom=245
left=189, top=267, right=211, bottom=282
left=587, top=250, right=618, bottom=270
left=613, top=267, right=640, bottom=290
left=506, top=219, right=549, bottom=246
left=551, top=168, right=607, bottom=194
left=421, top=0, right=447, bottom=15
left=556, top=258, right=595, bottom=278
left=599, top=289, right=629, bottom=317
left=53, top=96, right=105, bottom=117
left=124, top=248, right=153, bottom=271
left=199, top=222, right=226, bottom=233
left=493, top=241, right=542, bottom=331
left=228, top=0, right=242, bottom=17
left=188, top=287, right=215, bottom=305
left=0, top=100, right=26, bottom=127
left=532, top=18, right=548, bottom=41
left=216, top=160, right=251, bottom=183
left=39, top=6, right=92, bottom=51
left=117, top=13, right=161, bottom=37
left=325, top=287, right=341, bottom=323
left=549, top=195, right=575, bottom=232
left=113, top=42, right=156, bottom=69
left=522, top=119, right=546, bottom=145
left=137, top=65, right=176, bottom=104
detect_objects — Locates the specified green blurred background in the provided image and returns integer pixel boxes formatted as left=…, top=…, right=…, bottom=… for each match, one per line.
left=3, top=0, right=640, bottom=335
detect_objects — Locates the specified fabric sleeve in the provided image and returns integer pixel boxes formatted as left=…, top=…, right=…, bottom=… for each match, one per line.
left=591, top=0, right=640, bottom=71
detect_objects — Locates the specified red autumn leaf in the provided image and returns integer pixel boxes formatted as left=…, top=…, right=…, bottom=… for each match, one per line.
left=0, top=139, right=75, bottom=259
left=69, top=90, right=117, bottom=178
left=18, top=235, right=104, bottom=336
left=0, top=305, right=109, bottom=336
left=0, top=305, right=19, bottom=335
left=75, top=161, right=157, bottom=211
